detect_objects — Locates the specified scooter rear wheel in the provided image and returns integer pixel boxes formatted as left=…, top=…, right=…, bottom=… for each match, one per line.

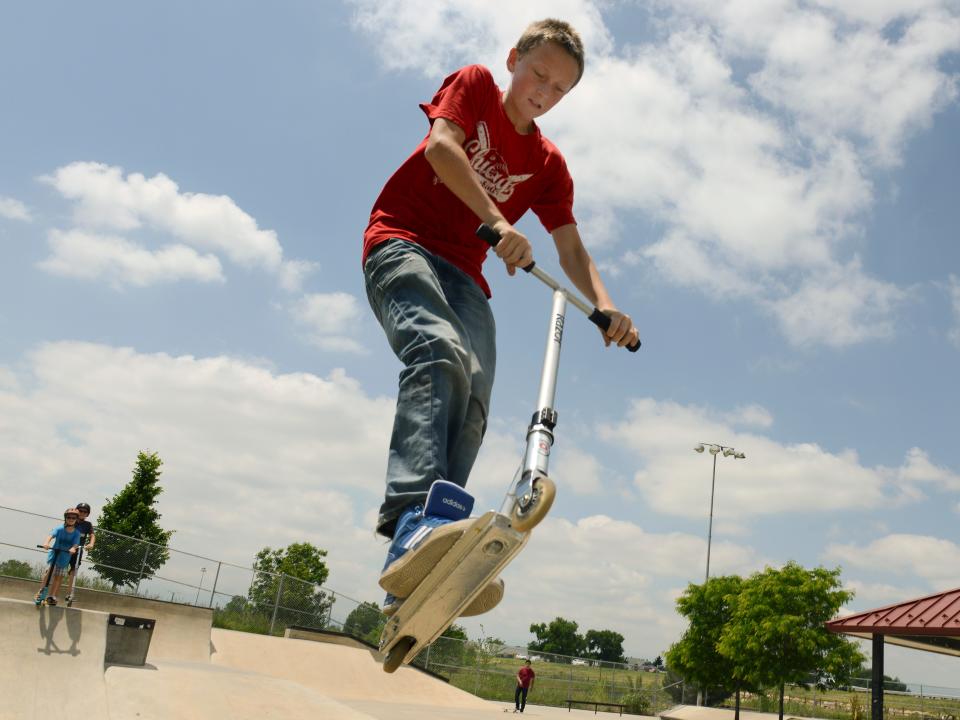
left=383, top=636, right=416, bottom=673
left=511, top=476, right=556, bottom=532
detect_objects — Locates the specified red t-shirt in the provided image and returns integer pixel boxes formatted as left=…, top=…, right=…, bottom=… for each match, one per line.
left=363, top=64, right=576, bottom=297
left=518, top=666, right=535, bottom=688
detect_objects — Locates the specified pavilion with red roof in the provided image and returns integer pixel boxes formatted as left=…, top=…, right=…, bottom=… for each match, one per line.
left=826, top=586, right=960, bottom=720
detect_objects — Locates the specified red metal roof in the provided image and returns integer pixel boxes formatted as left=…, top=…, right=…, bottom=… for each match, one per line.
left=827, top=587, right=960, bottom=636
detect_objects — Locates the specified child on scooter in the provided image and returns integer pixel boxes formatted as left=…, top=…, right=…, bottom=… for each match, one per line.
left=36, top=508, right=81, bottom=606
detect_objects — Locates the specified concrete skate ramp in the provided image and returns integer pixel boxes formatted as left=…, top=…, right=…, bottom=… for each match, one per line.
left=104, top=660, right=376, bottom=720
left=4, top=590, right=600, bottom=720
left=0, top=598, right=110, bottom=720
left=0, top=575, right=211, bottom=662
left=210, top=627, right=490, bottom=708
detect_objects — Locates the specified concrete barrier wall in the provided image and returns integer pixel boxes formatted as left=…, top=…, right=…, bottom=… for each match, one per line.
left=0, top=598, right=111, bottom=720
left=0, top=575, right=212, bottom=662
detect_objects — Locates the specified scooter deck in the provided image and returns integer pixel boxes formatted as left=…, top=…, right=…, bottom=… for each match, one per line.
left=379, top=510, right=528, bottom=668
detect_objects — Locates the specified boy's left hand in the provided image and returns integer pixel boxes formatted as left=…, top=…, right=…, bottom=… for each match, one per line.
left=598, top=309, right=639, bottom=349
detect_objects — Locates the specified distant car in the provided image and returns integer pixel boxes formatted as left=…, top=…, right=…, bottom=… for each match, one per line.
left=571, top=659, right=588, bottom=666
left=515, top=654, right=528, bottom=660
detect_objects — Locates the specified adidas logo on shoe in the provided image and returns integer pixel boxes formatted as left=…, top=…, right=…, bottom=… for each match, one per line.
left=442, top=497, right=466, bottom=512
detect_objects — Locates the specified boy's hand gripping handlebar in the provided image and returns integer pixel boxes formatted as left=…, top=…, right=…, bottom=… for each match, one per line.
left=476, top=224, right=641, bottom=352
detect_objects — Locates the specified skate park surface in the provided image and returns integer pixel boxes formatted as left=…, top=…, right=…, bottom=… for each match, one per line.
left=0, top=589, right=661, bottom=720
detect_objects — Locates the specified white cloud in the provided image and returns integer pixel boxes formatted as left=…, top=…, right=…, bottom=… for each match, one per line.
left=898, top=446, right=960, bottom=491
left=948, top=274, right=960, bottom=348
left=841, top=579, right=928, bottom=611
left=348, top=0, right=960, bottom=348
left=825, top=534, right=960, bottom=589
left=0, top=341, right=396, bottom=599
left=39, top=162, right=314, bottom=290
left=767, top=259, right=908, bottom=347
left=38, top=229, right=224, bottom=288
left=724, top=404, right=774, bottom=429
left=0, top=196, right=31, bottom=222
left=290, top=292, right=366, bottom=353
left=600, top=398, right=930, bottom=520
left=665, top=0, right=960, bottom=164
left=278, top=259, right=320, bottom=293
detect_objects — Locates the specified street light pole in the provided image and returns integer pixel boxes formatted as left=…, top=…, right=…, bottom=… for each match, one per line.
left=694, top=443, right=746, bottom=583
left=693, top=442, right=745, bottom=708
left=705, top=450, right=718, bottom=584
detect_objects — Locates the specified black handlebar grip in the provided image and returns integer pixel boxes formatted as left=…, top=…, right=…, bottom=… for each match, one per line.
left=475, top=224, right=536, bottom=273
left=588, top=309, right=641, bottom=352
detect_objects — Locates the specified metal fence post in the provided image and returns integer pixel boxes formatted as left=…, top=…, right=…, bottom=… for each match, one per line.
left=269, top=574, right=285, bottom=635
left=133, top=542, right=150, bottom=595
left=326, top=590, right=335, bottom=629
left=208, top=561, right=221, bottom=609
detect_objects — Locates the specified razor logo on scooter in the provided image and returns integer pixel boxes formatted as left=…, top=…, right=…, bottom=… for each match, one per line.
left=553, top=314, right=564, bottom=343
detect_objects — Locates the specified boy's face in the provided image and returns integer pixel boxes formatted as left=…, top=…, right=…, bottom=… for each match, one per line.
left=506, top=41, right=580, bottom=126
left=64, top=514, right=78, bottom=525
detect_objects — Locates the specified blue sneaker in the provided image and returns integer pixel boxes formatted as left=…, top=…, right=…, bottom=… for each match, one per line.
left=380, top=480, right=504, bottom=617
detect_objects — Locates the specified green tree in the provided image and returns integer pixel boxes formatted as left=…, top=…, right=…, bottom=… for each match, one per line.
left=718, top=563, right=865, bottom=720
left=666, top=575, right=744, bottom=707
left=87, top=451, right=173, bottom=590
left=529, top=617, right=587, bottom=660
left=0, top=559, right=34, bottom=579
left=343, top=601, right=384, bottom=638
left=443, top=624, right=468, bottom=641
left=585, top=629, right=627, bottom=663
left=249, top=542, right=333, bottom=631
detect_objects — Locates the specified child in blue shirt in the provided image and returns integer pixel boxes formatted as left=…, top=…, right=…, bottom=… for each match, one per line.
left=36, top=508, right=81, bottom=606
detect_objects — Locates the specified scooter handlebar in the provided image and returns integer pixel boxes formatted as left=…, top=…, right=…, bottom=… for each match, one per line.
left=475, top=223, right=536, bottom=273
left=476, top=224, right=641, bottom=352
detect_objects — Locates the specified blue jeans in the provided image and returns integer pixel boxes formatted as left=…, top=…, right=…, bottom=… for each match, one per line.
left=364, top=239, right=496, bottom=538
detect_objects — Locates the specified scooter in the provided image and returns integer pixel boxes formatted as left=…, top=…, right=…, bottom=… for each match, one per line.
left=378, top=224, right=640, bottom=672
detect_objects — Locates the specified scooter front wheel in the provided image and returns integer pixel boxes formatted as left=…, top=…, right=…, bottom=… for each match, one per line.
left=511, top=476, right=556, bottom=532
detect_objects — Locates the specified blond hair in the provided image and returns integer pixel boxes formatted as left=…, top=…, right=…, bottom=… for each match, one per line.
left=516, top=19, right=585, bottom=85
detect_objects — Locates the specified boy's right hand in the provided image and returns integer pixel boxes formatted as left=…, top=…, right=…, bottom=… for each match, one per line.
left=489, top=220, right=533, bottom=276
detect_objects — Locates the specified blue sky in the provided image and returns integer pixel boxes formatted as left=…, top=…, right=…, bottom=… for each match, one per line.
left=2, top=0, right=959, bottom=683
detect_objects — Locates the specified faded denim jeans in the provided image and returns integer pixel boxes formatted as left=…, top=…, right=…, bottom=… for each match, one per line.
left=364, top=239, right=496, bottom=538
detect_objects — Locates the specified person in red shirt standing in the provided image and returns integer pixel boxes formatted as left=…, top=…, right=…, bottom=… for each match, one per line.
left=365, top=18, right=640, bottom=616
left=515, top=659, right=536, bottom=713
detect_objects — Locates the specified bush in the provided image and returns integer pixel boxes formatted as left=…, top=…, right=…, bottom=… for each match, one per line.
left=0, top=559, right=35, bottom=579
left=623, top=691, right=653, bottom=715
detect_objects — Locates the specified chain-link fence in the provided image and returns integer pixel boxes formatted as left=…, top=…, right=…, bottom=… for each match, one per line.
left=724, top=684, right=960, bottom=720
left=0, top=504, right=362, bottom=635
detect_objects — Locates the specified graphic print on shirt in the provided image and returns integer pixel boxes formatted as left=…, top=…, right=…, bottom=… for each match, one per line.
left=463, top=121, right=533, bottom=203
